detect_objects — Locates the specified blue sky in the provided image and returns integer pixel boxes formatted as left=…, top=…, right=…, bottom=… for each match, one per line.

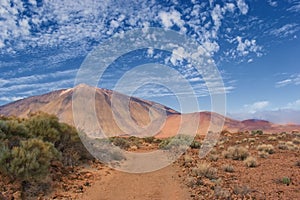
left=0, top=0, right=300, bottom=124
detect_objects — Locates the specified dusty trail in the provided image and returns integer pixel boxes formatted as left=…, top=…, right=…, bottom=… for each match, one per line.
left=80, top=164, right=191, bottom=200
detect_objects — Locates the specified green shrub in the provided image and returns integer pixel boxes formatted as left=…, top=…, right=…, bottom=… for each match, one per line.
left=25, top=113, right=60, bottom=143
left=143, top=136, right=155, bottom=143
left=190, top=140, right=201, bottom=149
left=159, top=134, right=193, bottom=150
left=0, top=139, right=60, bottom=181
left=111, top=137, right=130, bottom=150
left=281, top=177, right=291, bottom=185
left=251, top=130, right=263, bottom=135
left=4, top=120, right=30, bottom=139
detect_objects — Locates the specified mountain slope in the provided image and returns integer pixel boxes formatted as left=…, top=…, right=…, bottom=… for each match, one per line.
left=0, top=84, right=299, bottom=137
left=0, top=84, right=179, bottom=137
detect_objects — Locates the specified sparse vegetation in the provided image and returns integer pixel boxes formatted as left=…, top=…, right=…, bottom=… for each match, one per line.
left=109, top=137, right=130, bottom=150
left=251, top=130, right=263, bottom=135
left=244, top=156, right=258, bottom=168
left=222, top=146, right=249, bottom=160
left=267, top=136, right=277, bottom=141
left=257, top=144, right=275, bottom=154
left=192, top=162, right=218, bottom=180
left=292, top=138, right=300, bottom=145
left=223, top=164, right=234, bottom=173
left=214, top=186, right=230, bottom=199
left=190, top=140, right=201, bottom=149
left=0, top=113, right=92, bottom=196
left=158, top=134, right=194, bottom=150
left=233, top=185, right=252, bottom=195
left=278, top=141, right=299, bottom=151
left=0, top=139, right=59, bottom=181
left=208, top=154, right=219, bottom=162
left=258, top=151, right=269, bottom=158
left=281, top=177, right=291, bottom=185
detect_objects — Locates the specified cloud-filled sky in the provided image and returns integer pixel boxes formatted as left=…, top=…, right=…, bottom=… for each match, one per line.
left=0, top=0, right=300, bottom=124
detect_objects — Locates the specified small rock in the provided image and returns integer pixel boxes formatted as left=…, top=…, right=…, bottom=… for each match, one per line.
left=51, top=160, right=63, bottom=168
left=131, top=145, right=138, bottom=150
left=84, top=182, right=91, bottom=187
left=12, top=191, right=22, bottom=200
left=84, top=172, right=93, bottom=179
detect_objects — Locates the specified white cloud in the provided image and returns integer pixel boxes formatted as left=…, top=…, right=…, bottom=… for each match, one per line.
left=287, top=2, right=300, bottom=12
left=276, top=74, right=300, bottom=87
left=236, top=0, right=249, bottom=15
left=158, top=10, right=186, bottom=33
left=211, top=4, right=223, bottom=31
left=235, top=36, right=262, bottom=56
left=244, top=101, right=270, bottom=113
left=286, top=99, right=300, bottom=110
left=270, top=23, right=299, bottom=38
left=0, top=96, right=26, bottom=102
left=267, top=0, right=278, bottom=7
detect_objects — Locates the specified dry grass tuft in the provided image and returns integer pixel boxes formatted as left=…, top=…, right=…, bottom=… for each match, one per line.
left=244, top=156, right=258, bottom=168
left=222, top=146, right=249, bottom=160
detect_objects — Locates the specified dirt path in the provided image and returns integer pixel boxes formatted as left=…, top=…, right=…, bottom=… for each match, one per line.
left=79, top=164, right=191, bottom=200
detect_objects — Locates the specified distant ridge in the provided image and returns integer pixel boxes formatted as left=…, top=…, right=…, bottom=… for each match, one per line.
left=0, top=84, right=299, bottom=137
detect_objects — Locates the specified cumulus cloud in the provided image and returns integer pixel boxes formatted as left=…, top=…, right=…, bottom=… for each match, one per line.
left=0, top=0, right=298, bottom=107
left=235, top=36, right=262, bottom=56
left=236, top=0, right=249, bottom=15
left=159, top=10, right=186, bottom=33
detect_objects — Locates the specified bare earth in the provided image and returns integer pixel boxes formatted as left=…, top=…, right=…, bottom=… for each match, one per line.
left=79, top=165, right=191, bottom=200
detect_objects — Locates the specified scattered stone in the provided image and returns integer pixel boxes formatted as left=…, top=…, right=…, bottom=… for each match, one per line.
left=12, top=191, right=21, bottom=200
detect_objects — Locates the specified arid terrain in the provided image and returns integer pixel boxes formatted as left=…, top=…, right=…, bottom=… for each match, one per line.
left=0, top=86, right=300, bottom=199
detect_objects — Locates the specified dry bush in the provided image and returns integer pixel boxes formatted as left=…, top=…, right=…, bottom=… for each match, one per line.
left=192, top=162, right=218, bottom=180
left=214, top=186, right=231, bottom=199
left=209, top=154, right=219, bottom=162
left=257, top=144, right=275, bottom=154
left=242, top=138, right=248, bottom=143
left=278, top=141, right=299, bottom=151
left=277, top=141, right=288, bottom=150
left=222, top=164, right=234, bottom=173
left=292, top=138, right=300, bottom=145
left=233, top=185, right=252, bottom=195
left=258, top=151, right=269, bottom=158
left=222, top=146, right=249, bottom=160
left=244, top=156, right=258, bottom=168
left=267, top=136, right=277, bottom=141
left=183, top=155, right=193, bottom=167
